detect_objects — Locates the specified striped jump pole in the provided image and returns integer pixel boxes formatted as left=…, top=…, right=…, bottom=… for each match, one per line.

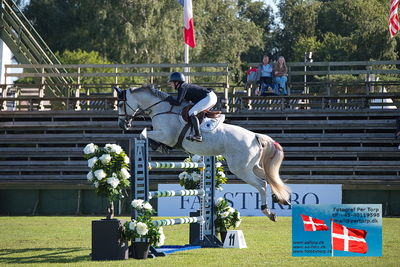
left=149, top=161, right=205, bottom=169
left=148, top=189, right=205, bottom=199
left=152, top=216, right=204, bottom=227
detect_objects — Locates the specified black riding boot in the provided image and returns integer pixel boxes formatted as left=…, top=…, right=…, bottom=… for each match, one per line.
left=186, top=115, right=202, bottom=142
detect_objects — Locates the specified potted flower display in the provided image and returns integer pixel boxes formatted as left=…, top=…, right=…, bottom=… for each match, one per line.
left=123, top=199, right=165, bottom=259
left=179, top=154, right=227, bottom=190
left=214, top=197, right=242, bottom=243
left=83, top=143, right=130, bottom=219
left=84, top=143, right=131, bottom=261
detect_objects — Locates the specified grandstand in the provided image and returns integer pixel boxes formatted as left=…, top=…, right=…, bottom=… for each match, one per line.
left=0, top=100, right=399, bottom=215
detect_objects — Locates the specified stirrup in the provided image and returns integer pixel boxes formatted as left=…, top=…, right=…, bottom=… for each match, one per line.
left=186, top=135, right=202, bottom=142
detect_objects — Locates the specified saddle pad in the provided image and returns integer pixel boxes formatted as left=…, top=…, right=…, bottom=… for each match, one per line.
left=200, top=115, right=225, bottom=132
left=179, top=114, right=225, bottom=132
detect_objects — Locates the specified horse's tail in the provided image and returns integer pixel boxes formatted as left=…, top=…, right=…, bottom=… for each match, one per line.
left=256, top=135, right=291, bottom=205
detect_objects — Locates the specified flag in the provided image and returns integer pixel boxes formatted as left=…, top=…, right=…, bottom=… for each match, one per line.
left=389, top=0, right=399, bottom=38
left=332, top=222, right=368, bottom=254
left=300, top=214, right=329, bottom=231
left=178, top=0, right=196, bottom=48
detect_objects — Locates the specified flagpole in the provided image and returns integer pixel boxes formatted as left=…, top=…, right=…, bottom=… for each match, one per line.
left=184, top=43, right=190, bottom=82
left=331, top=219, right=334, bottom=257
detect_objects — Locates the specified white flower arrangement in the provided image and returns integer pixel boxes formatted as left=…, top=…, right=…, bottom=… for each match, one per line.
left=105, top=143, right=123, bottom=154
left=178, top=154, right=227, bottom=190
left=83, top=143, right=130, bottom=203
left=123, top=199, right=165, bottom=247
left=214, top=197, right=242, bottom=233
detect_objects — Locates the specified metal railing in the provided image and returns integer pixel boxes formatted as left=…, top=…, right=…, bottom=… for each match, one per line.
left=0, top=0, right=72, bottom=96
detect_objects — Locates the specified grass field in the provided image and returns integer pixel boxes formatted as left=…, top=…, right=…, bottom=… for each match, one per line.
left=0, top=216, right=398, bottom=267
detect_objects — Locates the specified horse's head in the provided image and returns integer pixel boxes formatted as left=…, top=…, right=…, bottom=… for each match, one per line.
left=114, top=86, right=140, bottom=130
left=114, top=85, right=171, bottom=130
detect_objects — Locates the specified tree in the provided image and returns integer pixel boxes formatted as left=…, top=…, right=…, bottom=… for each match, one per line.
left=278, top=0, right=398, bottom=61
left=56, top=49, right=118, bottom=90
left=237, top=0, right=275, bottom=61
left=317, top=0, right=396, bottom=61
left=22, top=0, right=270, bottom=85
left=277, top=0, right=321, bottom=61
left=192, top=0, right=263, bottom=82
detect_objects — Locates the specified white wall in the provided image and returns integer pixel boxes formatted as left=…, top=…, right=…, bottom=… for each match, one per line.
left=0, top=40, right=13, bottom=85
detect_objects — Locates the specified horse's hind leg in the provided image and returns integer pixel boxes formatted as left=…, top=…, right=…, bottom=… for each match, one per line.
left=232, top=167, right=277, bottom=222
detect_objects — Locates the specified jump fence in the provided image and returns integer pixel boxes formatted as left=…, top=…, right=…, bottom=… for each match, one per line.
left=131, top=137, right=221, bottom=248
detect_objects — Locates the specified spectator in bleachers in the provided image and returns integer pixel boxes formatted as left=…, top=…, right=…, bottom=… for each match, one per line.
left=273, top=56, right=288, bottom=95
left=246, top=67, right=259, bottom=95
left=256, top=55, right=274, bottom=95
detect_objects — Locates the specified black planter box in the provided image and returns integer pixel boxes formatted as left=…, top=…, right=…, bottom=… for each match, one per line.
left=92, top=219, right=129, bottom=261
left=189, top=211, right=201, bottom=245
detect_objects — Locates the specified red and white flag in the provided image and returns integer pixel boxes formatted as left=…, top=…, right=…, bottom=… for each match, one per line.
left=300, top=214, right=329, bottom=231
left=178, top=0, right=196, bottom=48
left=332, top=222, right=368, bottom=254
left=389, top=0, right=399, bottom=38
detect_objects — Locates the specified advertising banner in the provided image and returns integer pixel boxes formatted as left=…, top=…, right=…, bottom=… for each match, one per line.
left=292, top=204, right=382, bottom=257
left=157, top=184, right=342, bottom=217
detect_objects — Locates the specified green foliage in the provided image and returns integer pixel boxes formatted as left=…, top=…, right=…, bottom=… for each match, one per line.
left=57, top=49, right=146, bottom=92
left=292, top=36, right=322, bottom=62
left=57, top=49, right=114, bottom=87
left=178, top=155, right=227, bottom=190
left=20, top=0, right=400, bottom=89
left=317, top=33, right=355, bottom=61
left=23, top=0, right=267, bottom=85
left=279, top=0, right=398, bottom=62
left=277, top=0, right=321, bottom=60
left=193, top=0, right=263, bottom=83
left=57, top=49, right=110, bottom=65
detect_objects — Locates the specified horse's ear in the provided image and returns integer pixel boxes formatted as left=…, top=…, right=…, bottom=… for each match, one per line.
left=113, top=86, right=125, bottom=100
left=113, top=86, right=121, bottom=94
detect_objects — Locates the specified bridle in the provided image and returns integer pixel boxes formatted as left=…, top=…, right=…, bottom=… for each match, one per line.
left=116, top=89, right=137, bottom=125
left=115, top=87, right=178, bottom=130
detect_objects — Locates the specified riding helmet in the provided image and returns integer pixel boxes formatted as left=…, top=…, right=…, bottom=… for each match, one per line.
left=168, top=72, right=185, bottom=83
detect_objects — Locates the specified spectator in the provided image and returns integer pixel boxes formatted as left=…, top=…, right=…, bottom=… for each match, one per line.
left=273, top=56, right=288, bottom=95
left=246, top=67, right=259, bottom=95
left=256, top=55, right=274, bottom=95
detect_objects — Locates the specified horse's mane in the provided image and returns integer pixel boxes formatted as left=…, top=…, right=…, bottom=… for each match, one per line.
left=130, top=85, right=169, bottom=100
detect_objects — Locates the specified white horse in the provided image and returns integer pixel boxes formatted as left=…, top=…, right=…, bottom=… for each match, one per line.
left=115, top=85, right=290, bottom=221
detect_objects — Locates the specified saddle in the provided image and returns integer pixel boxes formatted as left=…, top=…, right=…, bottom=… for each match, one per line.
left=181, top=105, right=221, bottom=123
left=173, top=105, right=221, bottom=149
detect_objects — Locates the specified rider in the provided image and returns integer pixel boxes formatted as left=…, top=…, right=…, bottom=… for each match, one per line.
left=166, top=72, right=217, bottom=142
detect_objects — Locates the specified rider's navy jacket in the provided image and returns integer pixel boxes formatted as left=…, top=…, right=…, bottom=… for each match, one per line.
left=167, top=83, right=211, bottom=106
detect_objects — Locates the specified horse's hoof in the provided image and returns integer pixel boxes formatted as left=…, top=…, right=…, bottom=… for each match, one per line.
left=268, top=212, right=277, bottom=222
left=261, top=209, right=276, bottom=222
left=280, top=199, right=291, bottom=206
left=272, top=194, right=279, bottom=203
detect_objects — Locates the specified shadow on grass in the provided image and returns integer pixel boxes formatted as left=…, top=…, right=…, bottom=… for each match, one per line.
left=0, top=247, right=90, bottom=264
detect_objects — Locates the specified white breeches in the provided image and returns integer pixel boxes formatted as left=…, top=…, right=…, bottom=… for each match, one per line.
left=188, top=91, right=217, bottom=116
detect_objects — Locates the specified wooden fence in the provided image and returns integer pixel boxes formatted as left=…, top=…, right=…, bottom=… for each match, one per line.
left=1, top=60, right=400, bottom=112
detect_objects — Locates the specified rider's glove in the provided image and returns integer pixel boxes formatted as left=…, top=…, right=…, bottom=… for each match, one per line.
left=166, top=96, right=175, bottom=105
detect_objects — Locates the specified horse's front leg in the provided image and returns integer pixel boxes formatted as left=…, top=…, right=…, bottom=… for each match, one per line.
left=145, top=129, right=175, bottom=153
left=146, top=129, right=173, bottom=145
